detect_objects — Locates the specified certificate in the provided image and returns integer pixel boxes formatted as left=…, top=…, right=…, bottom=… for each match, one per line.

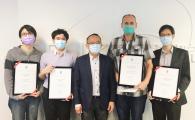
left=13, top=61, right=39, bottom=95
left=152, top=66, right=179, bottom=99
left=119, top=54, right=144, bottom=87
left=48, top=67, right=72, bottom=99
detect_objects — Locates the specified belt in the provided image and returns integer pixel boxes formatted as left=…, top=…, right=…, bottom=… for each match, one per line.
left=117, top=90, right=147, bottom=97
left=92, top=96, right=100, bottom=99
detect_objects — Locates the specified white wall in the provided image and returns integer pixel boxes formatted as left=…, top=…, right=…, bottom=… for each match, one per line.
left=0, top=0, right=195, bottom=119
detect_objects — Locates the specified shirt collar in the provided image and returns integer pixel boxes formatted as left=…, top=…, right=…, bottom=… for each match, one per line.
left=89, top=54, right=99, bottom=61
left=122, top=33, right=136, bottom=42
left=53, top=48, right=66, bottom=57
left=19, top=45, right=35, bottom=56
left=161, top=46, right=174, bottom=54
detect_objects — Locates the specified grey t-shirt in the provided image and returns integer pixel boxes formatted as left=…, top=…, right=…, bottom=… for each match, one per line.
left=4, top=46, right=42, bottom=100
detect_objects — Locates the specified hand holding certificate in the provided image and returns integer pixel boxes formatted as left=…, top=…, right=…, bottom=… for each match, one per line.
left=48, top=67, right=72, bottom=99
left=14, top=61, right=39, bottom=95
left=152, top=66, right=180, bottom=100
left=119, top=54, right=144, bottom=87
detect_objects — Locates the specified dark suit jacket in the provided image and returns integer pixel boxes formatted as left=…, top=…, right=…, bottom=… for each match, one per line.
left=148, top=46, right=191, bottom=105
left=73, top=54, right=117, bottom=111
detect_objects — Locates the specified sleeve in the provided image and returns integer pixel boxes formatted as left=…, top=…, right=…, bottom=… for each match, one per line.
left=107, top=40, right=114, bottom=59
left=143, top=39, right=155, bottom=61
left=40, top=53, right=47, bottom=70
left=109, top=58, right=117, bottom=101
left=73, top=58, right=81, bottom=104
left=70, top=53, right=78, bottom=93
left=107, top=39, right=119, bottom=72
left=37, top=56, right=44, bottom=94
left=4, top=50, right=19, bottom=100
left=148, top=59, right=156, bottom=92
left=178, top=51, right=191, bottom=93
left=37, top=53, right=46, bottom=94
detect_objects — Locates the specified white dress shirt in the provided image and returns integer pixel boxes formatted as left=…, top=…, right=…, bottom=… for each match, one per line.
left=160, top=47, right=173, bottom=67
left=89, top=54, right=100, bottom=96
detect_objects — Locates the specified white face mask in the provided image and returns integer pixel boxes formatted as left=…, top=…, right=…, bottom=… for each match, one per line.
left=54, top=40, right=66, bottom=49
left=160, top=36, right=173, bottom=46
left=89, top=44, right=101, bottom=54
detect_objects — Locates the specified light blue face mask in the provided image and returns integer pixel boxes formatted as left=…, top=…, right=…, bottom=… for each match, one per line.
left=123, top=25, right=135, bottom=35
left=160, top=36, right=173, bottom=45
left=89, top=44, right=101, bottom=54
left=54, top=40, right=66, bottom=49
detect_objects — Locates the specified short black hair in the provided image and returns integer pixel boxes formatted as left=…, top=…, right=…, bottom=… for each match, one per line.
left=51, top=29, right=69, bottom=40
left=122, top=14, right=136, bottom=23
left=86, top=33, right=101, bottom=43
left=19, top=24, right=37, bottom=38
left=159, top=24, right=175, bottom=36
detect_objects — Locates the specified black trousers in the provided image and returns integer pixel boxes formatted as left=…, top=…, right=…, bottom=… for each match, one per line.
left=42, top=88, right=71, bottom=120
left=151, top=100, right=181, bottom=120
left=81, top=97, right=108, bottom=120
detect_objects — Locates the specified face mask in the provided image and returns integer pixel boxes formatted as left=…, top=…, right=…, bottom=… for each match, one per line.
left=123, top=25, right=135, bottom=35
left=54, top=40, right=66, bottom=49
left=160, top=36, right=173, bottom=45
left=89, top=44, right=101, bottom=54
left=21, top=35, right=35, bottom=45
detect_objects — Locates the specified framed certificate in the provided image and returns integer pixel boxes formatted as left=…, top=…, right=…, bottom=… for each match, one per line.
left=118, top=54, right=144, bottom=87
left=13, top=61, right=39, bottom=95
left=152, top=66, right=180, bottom=100
left=48, top=67, right=72, bottom=99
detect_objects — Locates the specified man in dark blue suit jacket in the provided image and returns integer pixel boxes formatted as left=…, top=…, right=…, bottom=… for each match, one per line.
left=73, top=33, right=117, bottom=120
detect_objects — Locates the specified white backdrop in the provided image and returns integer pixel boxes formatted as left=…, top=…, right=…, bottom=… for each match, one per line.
left=0, top=0, right=195, bottom=120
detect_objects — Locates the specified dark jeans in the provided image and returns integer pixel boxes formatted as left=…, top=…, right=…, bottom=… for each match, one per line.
left=81, top=97, right=108, bottom=120
left=116, top=95, right=146, bottom=120
left=8, top=96, right=40, bottom=120
left=151, top=100, right=181, bottom=120
left=42, top=88, right=71, bottom=120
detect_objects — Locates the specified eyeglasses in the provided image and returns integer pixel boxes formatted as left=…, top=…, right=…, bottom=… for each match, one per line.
left=87, top=41, right=101, bottom=44
left=21, top=32, right=33, bottom=36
